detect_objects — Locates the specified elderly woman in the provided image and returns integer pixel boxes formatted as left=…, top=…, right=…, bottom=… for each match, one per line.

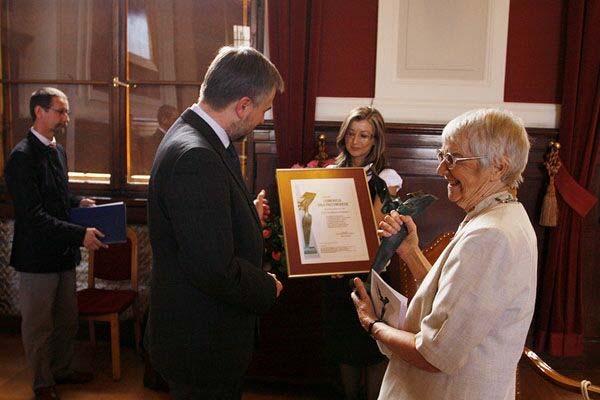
left=323, top=106, right=402, bottom=400
left=352, top=109, right=537, bottom=400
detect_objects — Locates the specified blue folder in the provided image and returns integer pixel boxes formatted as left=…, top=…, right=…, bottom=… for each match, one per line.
left=69, top=202, right=127, bottom=244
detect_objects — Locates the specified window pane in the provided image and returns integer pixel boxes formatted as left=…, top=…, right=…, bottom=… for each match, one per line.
left=6, top=0, right=114, bottom=81
left=128, top=85, right=198, bottom=182
left=9, top=84, right=112, bottom=184
left=128, top=0, right=248, bottom=82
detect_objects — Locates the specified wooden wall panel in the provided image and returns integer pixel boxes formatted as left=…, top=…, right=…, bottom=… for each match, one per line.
left=248, top=129, right=278, bottom=197
left=306, top=123, right=556, bottom=245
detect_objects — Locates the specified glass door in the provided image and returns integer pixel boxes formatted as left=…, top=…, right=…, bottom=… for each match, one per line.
left=126, top=0, right=255, bottom=185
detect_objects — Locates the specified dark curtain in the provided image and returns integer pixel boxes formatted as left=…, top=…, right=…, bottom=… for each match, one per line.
left=268, top=0, right=322, bottom=168
left=534, top=0, right=600, bottom=357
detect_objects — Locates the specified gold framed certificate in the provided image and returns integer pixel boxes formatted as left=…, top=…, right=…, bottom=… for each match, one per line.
left=276, top=167, right=379, bottom=277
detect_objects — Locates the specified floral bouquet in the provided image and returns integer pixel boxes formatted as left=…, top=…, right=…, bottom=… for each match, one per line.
left=261, top=212, right=286, bottom=276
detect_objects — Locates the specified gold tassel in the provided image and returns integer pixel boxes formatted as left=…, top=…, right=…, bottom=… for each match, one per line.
left=540, top=141, right=561, bottom=227
left=540, top=175, right=558, bottom=226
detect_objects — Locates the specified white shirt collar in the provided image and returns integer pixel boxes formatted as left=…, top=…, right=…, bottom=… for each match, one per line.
left=30, top=127, right=56, bottom=147
left=191, top=103, right=230, bottom=148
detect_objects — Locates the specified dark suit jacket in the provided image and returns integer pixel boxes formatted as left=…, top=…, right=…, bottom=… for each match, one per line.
left=146, top=109, right=276, bottom=389
left=4, top=131, right=86, bottom=273
left=139, top=128, right=165, bottom=175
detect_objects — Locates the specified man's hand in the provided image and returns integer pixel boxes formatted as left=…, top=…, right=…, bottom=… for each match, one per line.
left=79, top=198, right=96, bottom=208
left=268, top=272, right=283, bottom=297
left=83, top=228, right=107, bottom=251
left=253, top=189, right=270, bottom=226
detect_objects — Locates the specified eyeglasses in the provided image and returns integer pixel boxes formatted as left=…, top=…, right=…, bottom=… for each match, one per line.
left=47, top=107, right=70, bottom=116
left=436, top=149, right=486, bottom=169
left=345, top=131, right=373, bottom=143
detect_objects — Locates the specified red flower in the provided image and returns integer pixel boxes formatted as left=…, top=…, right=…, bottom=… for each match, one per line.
left=262, top=228, right=272, bottom=239
left=306, top=159, right=319, bottom=168
left=271, top=251, right=281, bottom=261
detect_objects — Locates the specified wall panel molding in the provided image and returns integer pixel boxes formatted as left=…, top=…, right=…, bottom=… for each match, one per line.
left=376, top=0, right=510, bottom=102
left=368, top=0, right=560, bottom=128
left=315, top=97, right=560, bottom=128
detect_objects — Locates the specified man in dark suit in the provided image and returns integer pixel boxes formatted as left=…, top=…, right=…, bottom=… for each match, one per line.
left=146, top=46, right=284, bottom=399
left=153, top=104, right=179, bottom=143
left=138, top=105, right=179, bottom=175
left=4, top=87, right=105, bottom=400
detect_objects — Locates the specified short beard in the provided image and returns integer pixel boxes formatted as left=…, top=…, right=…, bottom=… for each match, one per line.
left=51, top=124, right=66, bottom=136
left=227, top=118, right=253, bottom=142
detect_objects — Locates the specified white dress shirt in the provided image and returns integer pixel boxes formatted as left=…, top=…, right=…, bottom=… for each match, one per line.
left=191, top=103, right=230, bottom=149
left=30, top=127, right=56, bottom=147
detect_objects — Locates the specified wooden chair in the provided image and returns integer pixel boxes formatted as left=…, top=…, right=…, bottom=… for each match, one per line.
left=517, top=348, right=600, bottom=399
left=77, top=227, right=141, bottom=381
left=386, top=231, right=455, bottom=300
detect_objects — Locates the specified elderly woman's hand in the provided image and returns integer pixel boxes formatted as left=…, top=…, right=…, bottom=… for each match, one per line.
left=350, top=277, right=379, bottom=332
left=379, top=211, right=420, bottom=262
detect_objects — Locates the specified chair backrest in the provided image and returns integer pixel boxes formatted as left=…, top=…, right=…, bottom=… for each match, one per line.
left=388, top=232, right=455, bottom=301
left=88, top=227, right=138, bottom=291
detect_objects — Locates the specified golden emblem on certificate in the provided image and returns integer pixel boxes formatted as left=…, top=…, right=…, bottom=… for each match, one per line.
left=297, top=191, right=318, bottom=255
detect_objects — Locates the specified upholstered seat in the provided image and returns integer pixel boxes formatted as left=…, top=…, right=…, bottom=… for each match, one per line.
left=78, top=288, right=137, bottom=315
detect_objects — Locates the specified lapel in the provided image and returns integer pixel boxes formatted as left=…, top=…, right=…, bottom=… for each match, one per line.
left=27, top=131, right=70, bottom=209
left=27, top=130, right=49, bottom=156
left=180, top=109, right=260, bottom=225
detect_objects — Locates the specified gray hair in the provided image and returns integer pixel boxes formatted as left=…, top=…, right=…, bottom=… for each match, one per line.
left=199, top=46, right=284, bottom=110
left=442, top=109, right=530, bottom=189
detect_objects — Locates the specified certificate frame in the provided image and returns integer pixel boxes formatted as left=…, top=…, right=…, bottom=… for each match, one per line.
left=276, top=167, right=379, bottom=278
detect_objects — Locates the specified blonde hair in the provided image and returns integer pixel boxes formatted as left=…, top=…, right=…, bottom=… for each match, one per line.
left=335, top=106, right=387, bottom=173
left=442, top=109, right=530, bottom=189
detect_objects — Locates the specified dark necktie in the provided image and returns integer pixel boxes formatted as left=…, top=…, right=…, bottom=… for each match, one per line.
left=47, top=144, right=61, bottom=171
left=225, top=143, right=243, bottom=179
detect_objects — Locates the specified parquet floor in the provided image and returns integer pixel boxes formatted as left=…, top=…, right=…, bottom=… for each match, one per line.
left=0, top=332, right=340, bottom=400
left=0, top=332, right=597, bottom=399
